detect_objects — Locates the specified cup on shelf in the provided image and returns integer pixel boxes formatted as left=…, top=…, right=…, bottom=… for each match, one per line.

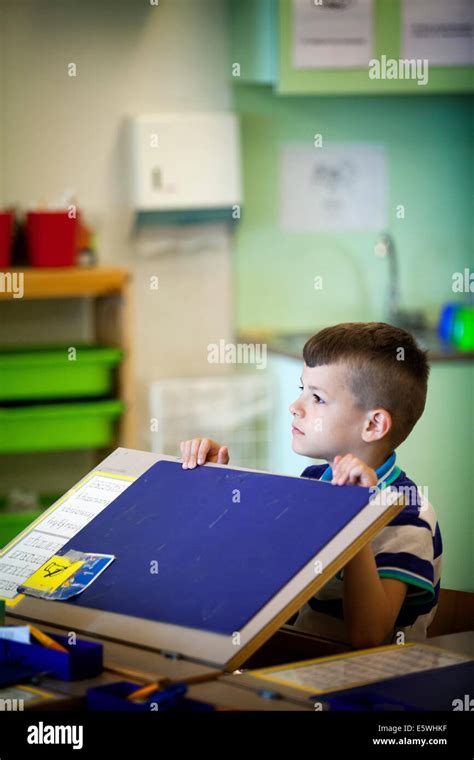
left=0, top=209, right=15, bottom=268
left=26, top=210, right=78, bottom=267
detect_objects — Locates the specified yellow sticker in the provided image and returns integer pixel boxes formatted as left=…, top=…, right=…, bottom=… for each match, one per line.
left=22, top=556, right=84, bottom=593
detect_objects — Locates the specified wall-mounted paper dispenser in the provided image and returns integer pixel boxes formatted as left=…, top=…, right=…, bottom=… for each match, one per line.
left=129, top=113, right=242, bottom=224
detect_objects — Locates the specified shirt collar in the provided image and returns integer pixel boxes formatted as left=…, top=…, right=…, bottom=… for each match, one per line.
left=319, top=451, right=399, bottom=487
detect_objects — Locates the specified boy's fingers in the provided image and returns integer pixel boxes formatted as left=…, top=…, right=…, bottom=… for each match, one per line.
left=182, top=439, right=199, bottom=468
left=360, top=469, right=377, bottom=487
left=331, top=457, right=342, bottom=480
left=197, top=439, right=211, bottom=465
left=333, top=455, right=355, bottom=484
left=344, top=461, right=363, bottom=484
left=347, top=463, right=376, bottom=486
left=188, top=439, right=201, bottom=468
left=181, top=440, right=192, bottom=468
left=347, top=464, right=364, bottom=484
left=337, top=471, right=350, bottom=485
left=331, top=455, right=377, bottom=487
left=333, top=467, right=348, bottom=484
left=334, top=454, right=351, bottom=470
left=217, top=446, right=228, bottom=464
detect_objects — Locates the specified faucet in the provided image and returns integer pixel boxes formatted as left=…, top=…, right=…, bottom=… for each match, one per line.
left=374, top=232, right=400, bottom=325
left=374, top=232, right=426, bottom=330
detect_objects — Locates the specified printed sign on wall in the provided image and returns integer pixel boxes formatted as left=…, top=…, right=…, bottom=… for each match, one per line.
left=403, top=0, right=474, bottom=67
left=280, top=143, right=387, bottom=232
left=292, top=0, right=374, bottom=69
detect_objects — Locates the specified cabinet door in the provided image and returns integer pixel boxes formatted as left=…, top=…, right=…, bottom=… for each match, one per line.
left=229, top=0, right=277, bottom=85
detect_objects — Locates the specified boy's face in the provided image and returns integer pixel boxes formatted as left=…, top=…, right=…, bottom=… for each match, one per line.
left=289, top=362, right=368, bottom=462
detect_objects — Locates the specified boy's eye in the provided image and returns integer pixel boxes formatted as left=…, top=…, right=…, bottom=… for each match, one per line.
left=299, top=385, right=324, bottom=403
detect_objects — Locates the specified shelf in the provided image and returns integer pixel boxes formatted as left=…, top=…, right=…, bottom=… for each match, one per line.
left=0, top=265, right=136, bottom=448
left=0, top=267, right=129, bottom=300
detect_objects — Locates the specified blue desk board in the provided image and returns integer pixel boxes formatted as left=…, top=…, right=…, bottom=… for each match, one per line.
left=58, top=460, right=373, bottom=635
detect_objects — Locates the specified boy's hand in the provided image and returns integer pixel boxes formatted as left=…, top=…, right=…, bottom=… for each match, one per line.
left=180, top=438, right=229, bottom=469
left=331, top=454, right=377, bottom=487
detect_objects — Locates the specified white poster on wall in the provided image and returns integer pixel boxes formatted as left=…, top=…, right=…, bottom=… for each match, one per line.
left=402, top=0, right=474, bottom=66
left=280, top=143, right=387, bottom=232
left=292, top=0, right=374, bottom=69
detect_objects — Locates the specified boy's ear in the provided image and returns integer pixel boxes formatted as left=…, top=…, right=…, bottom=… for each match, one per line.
left=361, top=408, right=392, bottom=443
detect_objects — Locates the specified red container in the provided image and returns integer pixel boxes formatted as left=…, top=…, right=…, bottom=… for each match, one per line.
left=26, top=211, right=78, bottom=267
left=0, top=210, right=14, bottom=268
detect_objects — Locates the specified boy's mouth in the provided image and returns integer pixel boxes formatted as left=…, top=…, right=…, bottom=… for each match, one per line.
left=291, top=424, right=305, bottom=435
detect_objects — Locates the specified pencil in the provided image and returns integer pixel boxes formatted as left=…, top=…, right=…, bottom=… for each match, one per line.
left=126, top=682, right=166, bottom=701
left=29, top=625, right=68, bottom=653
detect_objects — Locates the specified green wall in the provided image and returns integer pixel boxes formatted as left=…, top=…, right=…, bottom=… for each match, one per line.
left=229, top=2, right=473, bottom=593
left=231, top=75, right=473, bottom=594
left=233, top=86, right=473, bottom=333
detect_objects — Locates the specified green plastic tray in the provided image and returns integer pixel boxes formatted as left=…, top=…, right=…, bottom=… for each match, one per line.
left=0, top=345, right=123, bottom=401
left=0, top=400, right=124, bottom=453
left=0, top=510, right=44, bottom=550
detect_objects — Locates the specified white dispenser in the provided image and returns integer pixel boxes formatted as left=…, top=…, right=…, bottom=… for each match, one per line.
left=129, top=113, right=242, bottom=218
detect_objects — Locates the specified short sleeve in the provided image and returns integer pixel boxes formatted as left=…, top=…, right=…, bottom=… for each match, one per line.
left=371, top=517, right=436, bottom=603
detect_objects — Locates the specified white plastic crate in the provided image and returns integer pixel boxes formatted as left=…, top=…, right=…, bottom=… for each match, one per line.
left=149, top=374, right=274, bottom=470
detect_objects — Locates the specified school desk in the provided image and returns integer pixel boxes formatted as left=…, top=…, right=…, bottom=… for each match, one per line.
left=2, top=447, right=404, bottom=678
left=3, top=615, right=472, bottom=712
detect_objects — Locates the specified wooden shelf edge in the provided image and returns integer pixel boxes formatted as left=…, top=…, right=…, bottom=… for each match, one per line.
left=0, top=267, right=130, bottom=300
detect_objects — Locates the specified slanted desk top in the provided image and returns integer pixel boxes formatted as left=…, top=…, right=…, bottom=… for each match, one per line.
left=6, top=447, right=404, bottom=671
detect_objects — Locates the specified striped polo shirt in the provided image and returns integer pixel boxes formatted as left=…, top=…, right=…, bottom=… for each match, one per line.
left=295, top=452, right=443, bottom=643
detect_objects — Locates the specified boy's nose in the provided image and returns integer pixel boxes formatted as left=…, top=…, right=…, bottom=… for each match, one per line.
left=289, top=401, right=303, bottom=417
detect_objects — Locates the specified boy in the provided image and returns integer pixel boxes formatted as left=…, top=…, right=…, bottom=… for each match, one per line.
left=180, top=322, right=442, bottom=649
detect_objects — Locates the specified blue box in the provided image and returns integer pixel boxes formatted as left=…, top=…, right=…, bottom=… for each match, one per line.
left=86, top=681, right=215, bottom=712
left=0, top=632, right=103, bottom=681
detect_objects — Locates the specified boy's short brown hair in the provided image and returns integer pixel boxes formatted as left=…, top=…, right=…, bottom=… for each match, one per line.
left=303, top=322, right=430, bottom=449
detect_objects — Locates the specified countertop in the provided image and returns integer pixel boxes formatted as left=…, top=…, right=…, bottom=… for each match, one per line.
left=238, top=329, right=474, bottom=363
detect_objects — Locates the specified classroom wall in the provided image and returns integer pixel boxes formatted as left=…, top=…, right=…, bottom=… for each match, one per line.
left=0, top=0, right=234, bottom=448
left=0, top=0, right=234, bottom=496
left=232, top=86, right=473, bottom=332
